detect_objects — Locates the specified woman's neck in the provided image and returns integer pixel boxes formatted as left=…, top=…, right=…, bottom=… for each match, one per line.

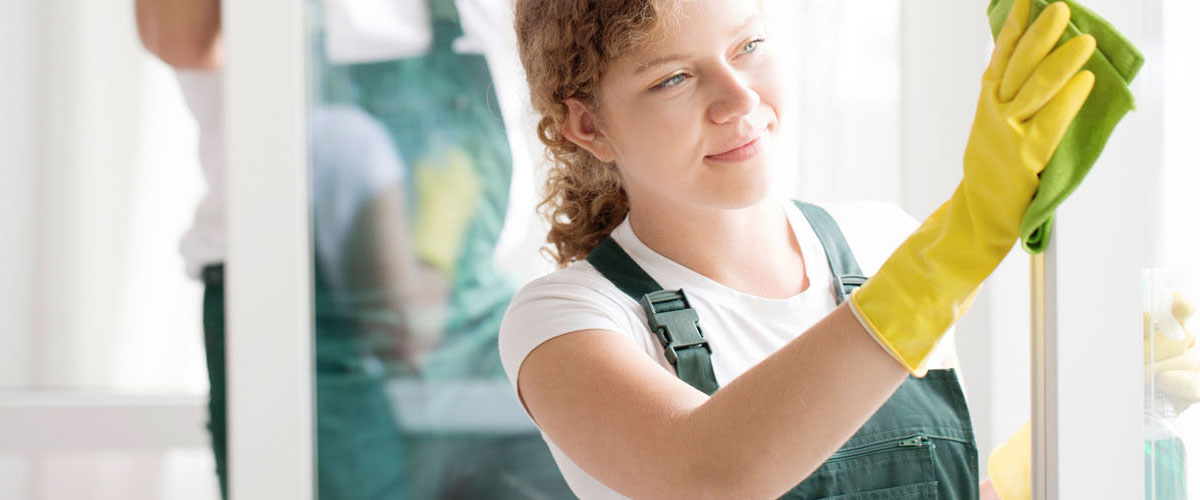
left=626, top=197, right=809, bottom=299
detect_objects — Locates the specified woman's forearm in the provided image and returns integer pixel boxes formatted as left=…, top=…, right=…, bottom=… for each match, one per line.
left=518, top=301, right=913, bottom=499
left=680, top=302, right=909, bottom=499
left=134, top=0, right=222, bottom=69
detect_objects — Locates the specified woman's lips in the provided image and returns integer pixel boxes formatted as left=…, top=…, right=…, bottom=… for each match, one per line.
left=705, top=135, right=764, bottom=162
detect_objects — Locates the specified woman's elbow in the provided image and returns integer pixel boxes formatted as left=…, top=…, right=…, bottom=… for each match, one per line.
left=159, top=40, right=221, bottom=69
left=134, top=3, right=221, bottom=69
left=139, top=31, right=221, bottom=69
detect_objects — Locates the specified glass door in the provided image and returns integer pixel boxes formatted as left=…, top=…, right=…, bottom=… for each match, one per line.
left=301, top=0, right=571, bottom=498
left=1136, top=0, right=1200, bottom=498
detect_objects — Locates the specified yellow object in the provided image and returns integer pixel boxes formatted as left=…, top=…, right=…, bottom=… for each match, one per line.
left=1150, top=346, right=1200, bottom=376
left=1145, top=313, right=1194, bottom=364
left=1173, top=292, right=1196, bottom=322
left=412, top=148, right=481, bottom=274
left=988, top=421, right=1032, bottom=500
left=848, top=0, right=1096, bottom=375
left=1146, top=291, right=1200, bottom=407
left=1158, top=371, right=1200, bottom=402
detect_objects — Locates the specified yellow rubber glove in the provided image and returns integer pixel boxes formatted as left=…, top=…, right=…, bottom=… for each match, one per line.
left=848, top=0, right=1097, bottom=375
left=412, top=147, right=481, bottom=275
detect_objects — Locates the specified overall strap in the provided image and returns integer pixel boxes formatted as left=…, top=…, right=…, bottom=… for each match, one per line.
left=586, top=238, right=720, bottom=395
left=793, top=201, right=869, bottom=306
left=428, top=0, right=465, bottom=51
left=585, top=203, right=866, bottom=395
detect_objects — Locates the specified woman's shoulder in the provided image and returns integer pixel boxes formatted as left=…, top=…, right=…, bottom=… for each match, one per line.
left=508, top=259, right=638, bottom=312
left=498, top=259, right=644, bottom=388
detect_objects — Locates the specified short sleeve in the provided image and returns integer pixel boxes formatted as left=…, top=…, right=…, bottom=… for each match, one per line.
left=498, top=266, right=639, bottom=397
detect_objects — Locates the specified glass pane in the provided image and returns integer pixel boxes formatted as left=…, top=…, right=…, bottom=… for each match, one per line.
left=1144, top=0, right=1200, bottom=497
left=305, top=0, right=569, bottom=497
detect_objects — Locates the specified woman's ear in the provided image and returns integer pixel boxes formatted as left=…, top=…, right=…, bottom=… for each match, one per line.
left=561, top=98, right=617, bottom=163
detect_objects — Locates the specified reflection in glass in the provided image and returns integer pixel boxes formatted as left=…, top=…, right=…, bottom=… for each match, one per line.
left=306, top=0, right=570, bottom=498
left=1141, top=0, right=1200, bottom=496
left=1145, top=269, right=1196, bottom=500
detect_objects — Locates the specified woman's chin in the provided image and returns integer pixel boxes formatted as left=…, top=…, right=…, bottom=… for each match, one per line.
left=702, top=171, right=774, bottom=209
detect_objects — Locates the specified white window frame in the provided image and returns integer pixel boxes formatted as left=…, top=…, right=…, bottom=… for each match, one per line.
left=1033, top=0, right=1152, bottom=498
left=224, top=0, right=314, bottom=498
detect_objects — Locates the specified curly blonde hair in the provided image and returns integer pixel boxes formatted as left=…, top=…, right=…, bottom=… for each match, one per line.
left=515, top=0, right=675, bottom=268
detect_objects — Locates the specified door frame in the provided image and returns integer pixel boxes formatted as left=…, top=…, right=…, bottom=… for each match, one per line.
left=224, top=0, right=314, bottom=498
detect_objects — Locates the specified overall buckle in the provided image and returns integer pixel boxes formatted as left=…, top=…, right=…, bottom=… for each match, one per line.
left=640, top=289, right=710, bottom=366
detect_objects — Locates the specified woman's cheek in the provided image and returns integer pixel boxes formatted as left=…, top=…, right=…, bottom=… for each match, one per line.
left=753, top=53, right=785, bottom=123
left=641, top=100, right=698, bottom=151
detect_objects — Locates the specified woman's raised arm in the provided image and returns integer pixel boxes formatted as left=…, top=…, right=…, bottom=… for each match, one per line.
left=517, top=301, right=906, bottom=500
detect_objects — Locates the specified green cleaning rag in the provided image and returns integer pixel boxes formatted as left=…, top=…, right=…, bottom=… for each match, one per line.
left=987, top=0, right=1144, bottom=253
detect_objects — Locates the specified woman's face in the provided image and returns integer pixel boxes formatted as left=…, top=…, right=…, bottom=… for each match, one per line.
left=590, top=0, right=782, bottom=211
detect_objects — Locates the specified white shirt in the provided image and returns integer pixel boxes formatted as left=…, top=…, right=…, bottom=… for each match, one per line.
left=175, top=70, right=226, bottom=279
left=498, top=198, right=958, bottom=500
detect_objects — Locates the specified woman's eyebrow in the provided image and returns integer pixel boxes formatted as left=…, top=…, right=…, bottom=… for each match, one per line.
left=633, top=54, right=685, bottom=76
left=631, top=12, right=763, bottom=76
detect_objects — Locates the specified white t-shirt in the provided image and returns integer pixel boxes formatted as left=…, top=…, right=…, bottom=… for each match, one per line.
left=498, top=198, right=958, bottom=500
left=175, top=70, right=226, bottom=279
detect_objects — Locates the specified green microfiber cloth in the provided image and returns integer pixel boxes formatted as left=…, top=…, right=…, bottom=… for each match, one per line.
left=987, top=0, right=1144, bottom=253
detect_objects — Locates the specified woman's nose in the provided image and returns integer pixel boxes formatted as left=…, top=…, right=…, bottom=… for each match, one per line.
left=706, top=66, right=760, bottom=124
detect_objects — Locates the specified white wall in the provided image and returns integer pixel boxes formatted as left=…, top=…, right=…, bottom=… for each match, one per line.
left=0, top=0, right=40, bottom=389
left=0, top=3, right=42, bottom=490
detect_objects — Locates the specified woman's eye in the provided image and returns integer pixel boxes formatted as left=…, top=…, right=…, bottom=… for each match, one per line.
left=654, top=73, right=689, bottom=90
left=740, top=38, right=765, bottom=55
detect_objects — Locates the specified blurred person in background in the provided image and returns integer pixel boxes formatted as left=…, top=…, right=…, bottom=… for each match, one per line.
left=135, top=0, right=571, bottom=498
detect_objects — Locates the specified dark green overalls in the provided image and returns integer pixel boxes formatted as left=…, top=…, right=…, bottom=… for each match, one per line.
left=586, top=201, right=981, bottom=499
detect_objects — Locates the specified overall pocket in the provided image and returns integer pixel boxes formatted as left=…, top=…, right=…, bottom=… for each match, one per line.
left=781, top=434, right=938, bottom=500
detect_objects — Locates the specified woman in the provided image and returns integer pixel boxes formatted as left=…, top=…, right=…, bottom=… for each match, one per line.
left=499, top=0, right=1095, bottom=498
